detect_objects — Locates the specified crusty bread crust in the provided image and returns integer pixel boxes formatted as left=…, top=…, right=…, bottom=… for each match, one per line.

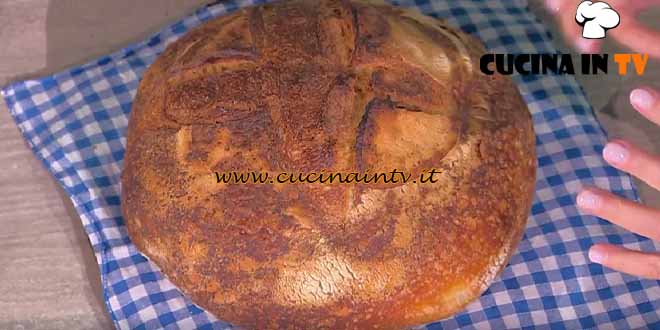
left=121, top=0, right=536, bottom=329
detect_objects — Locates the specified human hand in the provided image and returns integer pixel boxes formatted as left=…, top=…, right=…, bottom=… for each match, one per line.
left=576, top=87, right=660, bottom=279
left=544, top=0, right=660, bottom=58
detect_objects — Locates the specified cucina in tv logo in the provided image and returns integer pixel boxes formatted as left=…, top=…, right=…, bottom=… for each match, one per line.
left=480, top=1, right=649, bottom=77
left=480, top=53, right=649, bottom=76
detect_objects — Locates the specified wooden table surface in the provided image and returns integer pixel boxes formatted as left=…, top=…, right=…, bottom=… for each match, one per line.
left=0, top=1, right=211, bottom=329
left=0, top=1, right=657, bottom=329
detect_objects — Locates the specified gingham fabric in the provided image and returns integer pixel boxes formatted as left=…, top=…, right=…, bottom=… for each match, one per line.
left=3, top=0, right=660, bottom=329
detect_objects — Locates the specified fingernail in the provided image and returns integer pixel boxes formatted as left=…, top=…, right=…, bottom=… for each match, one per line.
left=577, top=190, right=601, bottom=210
left=545, top=0, right=561, bottom=12
left=630, top=88, right=656, bottom=113
left=589, top=247, right=607, bottom=264
left=575, top=39, right=598, bottom=53
left=603, top=142, right=629, bottom=165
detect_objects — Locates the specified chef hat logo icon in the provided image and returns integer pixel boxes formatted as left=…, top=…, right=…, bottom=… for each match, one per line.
left=576, top=1, right=620, bottom=39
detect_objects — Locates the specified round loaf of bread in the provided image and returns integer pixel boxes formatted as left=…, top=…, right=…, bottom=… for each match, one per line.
left=121, top=0, right=536, bottom=329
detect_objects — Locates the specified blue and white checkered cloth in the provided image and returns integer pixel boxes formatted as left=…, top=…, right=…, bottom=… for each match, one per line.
left=3, top=0, right=660, bottom=329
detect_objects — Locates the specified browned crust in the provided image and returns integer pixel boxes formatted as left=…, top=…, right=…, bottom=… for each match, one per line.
left=121, top=0, right=536, bottom=329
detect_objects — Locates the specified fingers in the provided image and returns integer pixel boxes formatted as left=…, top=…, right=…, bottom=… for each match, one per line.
left=606, top=0, right=660, bottom=13
left=620, top=0, right=660, bottom=11
left=546, top=0, right=660, bottom=57
left=602, top=140, right=660, bottom=191
left=630, top=88, right=660, bottom=126
left=609, top=0, right=660, bottom=59
left=545, top=0, right=601, bottom=53
left=610, top=22, right=660, bottom=59
left=577, top=188, right=660, bottom=241
left=589, top=244, right=660, bottom=279
left=579, top=188, right=660, bottom=279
